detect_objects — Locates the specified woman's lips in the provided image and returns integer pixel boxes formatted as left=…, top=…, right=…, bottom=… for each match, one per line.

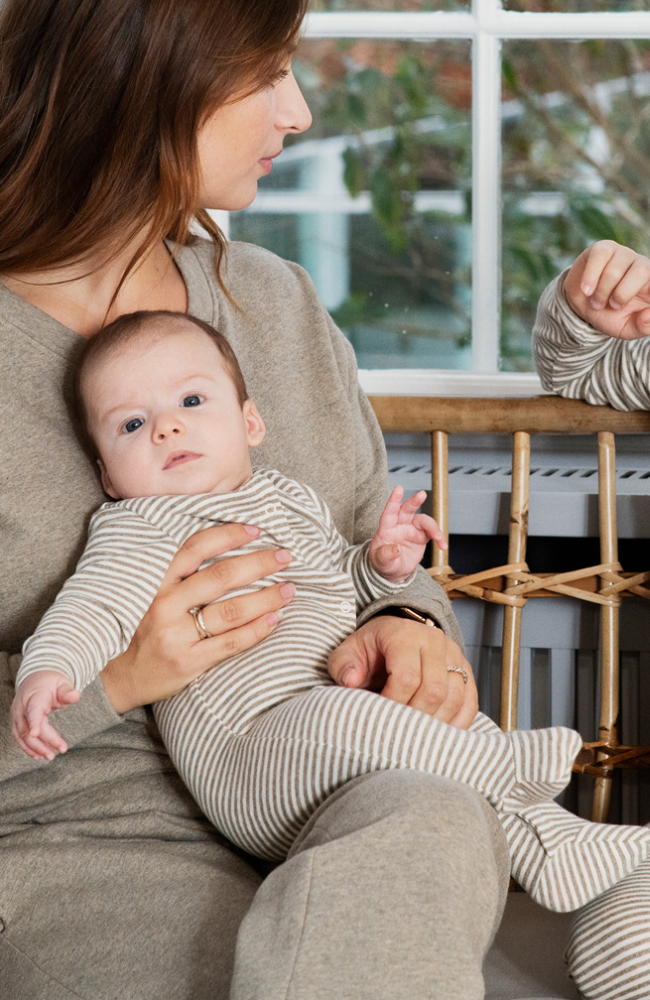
left=163, top=451, right=202, bottom=470
left=259, top=149, right=282, bottom=174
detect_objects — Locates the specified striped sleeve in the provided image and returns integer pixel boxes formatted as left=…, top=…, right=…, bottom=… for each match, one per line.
left=533, top=271, right=650, bottom=411
left=296, top=480, right=412, bottom=611
left=16, top=506, right=178, bottom=691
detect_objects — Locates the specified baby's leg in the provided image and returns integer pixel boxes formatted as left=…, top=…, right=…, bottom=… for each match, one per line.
left=470, top=711, right=650, bottom=912
left=158, top=685, right=579, bottom=860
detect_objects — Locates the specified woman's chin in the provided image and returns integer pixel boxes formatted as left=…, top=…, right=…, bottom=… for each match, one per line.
left=201, top=185, right=259, bottom=214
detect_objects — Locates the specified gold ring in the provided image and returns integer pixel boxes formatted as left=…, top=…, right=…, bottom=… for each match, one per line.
left=189, top=605, right=211, bottom=640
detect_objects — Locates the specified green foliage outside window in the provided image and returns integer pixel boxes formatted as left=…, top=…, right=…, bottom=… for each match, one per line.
left=233, top=32, right=650, bottom=371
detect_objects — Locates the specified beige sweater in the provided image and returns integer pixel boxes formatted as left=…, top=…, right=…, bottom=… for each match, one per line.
left=0, top=238, right=460, bottom=843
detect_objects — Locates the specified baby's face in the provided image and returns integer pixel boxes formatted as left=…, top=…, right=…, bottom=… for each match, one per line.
left=83, top=325, right=265, bottom=500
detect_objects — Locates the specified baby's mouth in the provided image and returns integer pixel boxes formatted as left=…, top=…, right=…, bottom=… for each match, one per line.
left=163, top=450, right=202, bottom=471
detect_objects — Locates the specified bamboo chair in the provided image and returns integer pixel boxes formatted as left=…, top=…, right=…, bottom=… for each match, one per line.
left=370, top=394, right=650, bottom=823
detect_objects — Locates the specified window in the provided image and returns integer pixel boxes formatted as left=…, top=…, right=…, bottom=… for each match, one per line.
left=218, top=0, right=650, bottom=394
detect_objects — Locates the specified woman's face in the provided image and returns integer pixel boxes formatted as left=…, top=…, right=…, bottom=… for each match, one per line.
left=197, top=66, right=312, bottom=211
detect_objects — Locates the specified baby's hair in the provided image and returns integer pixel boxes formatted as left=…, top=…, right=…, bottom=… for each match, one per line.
left=71, top=310, right=249, bottom=460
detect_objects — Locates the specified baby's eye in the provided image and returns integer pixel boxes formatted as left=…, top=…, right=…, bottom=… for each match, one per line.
left=181, top=395, right=203, bottom=408
left=123, top=417, right=144, bottom=434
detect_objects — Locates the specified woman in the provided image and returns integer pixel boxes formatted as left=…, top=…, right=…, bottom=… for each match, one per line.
left=535, top=241, right=650, bottom=1000
left=0, top=2, right=509, bottom=998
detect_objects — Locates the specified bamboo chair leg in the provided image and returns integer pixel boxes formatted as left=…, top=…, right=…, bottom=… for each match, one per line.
left=501, top=432, right=530, bottom=732
left=593, top=431, right=620, bottom=823
left=431, top=431, right=449, bottom=572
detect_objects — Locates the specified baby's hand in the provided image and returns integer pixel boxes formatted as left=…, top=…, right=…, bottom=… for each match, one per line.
left=11, top=671, right=80, bottom=761
left=564, top=241, right=650, bottom=340
left=369, top=487, right=447, bottom=583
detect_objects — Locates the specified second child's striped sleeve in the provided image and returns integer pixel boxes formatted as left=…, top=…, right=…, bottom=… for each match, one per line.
left=534, top=272, right=650, bottom=412
left=16, top=506, right=178, bottom=691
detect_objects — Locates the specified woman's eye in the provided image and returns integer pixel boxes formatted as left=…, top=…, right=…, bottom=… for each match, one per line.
left=181, top=395, right=203, bottom=408
left=123, top=417, right=144, bottom=434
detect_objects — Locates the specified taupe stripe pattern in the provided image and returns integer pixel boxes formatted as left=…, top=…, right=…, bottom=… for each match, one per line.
left=567, top=856, right=650, bottom=1000
left=502, top=803, right=650, bottom=913
left=156, top=683, right=580, bottom=861
left=534, top=272, right=650, bottom=411
left=17, top=469, right=407, bottom=693
left=470, top=712, right=650, bottom=915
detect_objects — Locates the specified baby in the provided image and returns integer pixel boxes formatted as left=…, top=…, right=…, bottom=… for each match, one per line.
left=12, top=310, right=650, bottom=914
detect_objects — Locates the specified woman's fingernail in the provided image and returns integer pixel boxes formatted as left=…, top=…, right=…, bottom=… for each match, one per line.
left=267, top=612, right=281, bottom=626
left=280, top=583, right=294, bottom=599
left=581, top=284, right=593, bottom=295
left=591, top=298, right=603, bottom=310
left=244, top=524, right=259, bottom=536
left=275, top=549, right=291, bottom=564
left=609, top=300, right=621, bottom=310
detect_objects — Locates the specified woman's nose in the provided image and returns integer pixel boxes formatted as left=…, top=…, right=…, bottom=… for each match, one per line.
left=276, top=68, right=312, bottom=136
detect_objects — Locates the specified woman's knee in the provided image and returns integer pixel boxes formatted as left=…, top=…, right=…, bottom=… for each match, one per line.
left=567, top=858, right=650, bottom=999
left=291, top=770, right=510, bottom=876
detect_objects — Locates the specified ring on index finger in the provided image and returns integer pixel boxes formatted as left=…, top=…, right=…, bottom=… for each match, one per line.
left=446, top=664, right=468, bottom=684
left=189, top=605, right=212, bottom=640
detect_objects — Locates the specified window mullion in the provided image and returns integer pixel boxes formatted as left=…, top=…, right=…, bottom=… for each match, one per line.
left=472, top=0, right=501, bottom=373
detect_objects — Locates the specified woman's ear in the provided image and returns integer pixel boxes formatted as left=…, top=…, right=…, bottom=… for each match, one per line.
left=243, top=399, right=266, bottom=448
left=97, top=458, right=121, bottom=499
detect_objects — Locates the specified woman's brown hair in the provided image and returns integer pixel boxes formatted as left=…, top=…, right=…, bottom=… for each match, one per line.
left=0, top=0, right=307, bottom=295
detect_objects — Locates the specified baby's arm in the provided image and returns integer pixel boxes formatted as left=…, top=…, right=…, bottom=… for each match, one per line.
left=11, top=670, right=80, bottom=761
left=368, top=487, right=447, bottom=582
left=15, top=506, right=178, bottom=745
left=286, top=474, right=446, bottom=606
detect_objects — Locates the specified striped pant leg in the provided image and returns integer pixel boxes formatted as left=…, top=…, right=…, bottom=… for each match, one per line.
left=208, top=685, right=509, bottom=861
left=166, top=685, right=574, bottom=863
left=566, top=856, right=650, bottom=999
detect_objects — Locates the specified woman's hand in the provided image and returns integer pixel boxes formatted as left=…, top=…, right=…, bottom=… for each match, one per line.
left=564, top=241, right=650, bottom=340
left=100, top=523, right=294, bottom=713
left=327, top=617, right=478, bottom=729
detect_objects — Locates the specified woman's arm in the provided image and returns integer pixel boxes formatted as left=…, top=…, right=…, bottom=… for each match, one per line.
left=534, top=241, right=650, bottom=411
left=317, top=298, right=476, bottom=726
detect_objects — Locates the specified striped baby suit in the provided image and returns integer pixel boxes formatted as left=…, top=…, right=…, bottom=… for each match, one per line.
left=18, top=468, right=441, bottom=857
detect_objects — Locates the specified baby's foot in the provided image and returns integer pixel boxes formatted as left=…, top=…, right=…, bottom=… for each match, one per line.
left=501, top=801, right=650, bottom=912
left=480, top=726, right=583, bottom=814
left=498, top=727, right=584, bottom=813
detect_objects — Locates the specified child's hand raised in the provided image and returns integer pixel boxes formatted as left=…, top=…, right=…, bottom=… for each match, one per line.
left=11, top=670, right=80, bottom=761
left=369, top=487, right=447, bottom=583
left=564, top=241, right=650, bottom=340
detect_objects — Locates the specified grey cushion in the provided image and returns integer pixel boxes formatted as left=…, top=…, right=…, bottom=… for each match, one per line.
left=484, top=893, right=580, bottom=1000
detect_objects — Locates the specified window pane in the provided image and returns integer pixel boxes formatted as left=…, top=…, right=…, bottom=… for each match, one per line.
left=311, top=1, right=469, bottom=11
left=501, top=39, right=650, bottom=371
left=231, top=38, right=472, bottom=370
left=504, top=1, right=650, bottom=11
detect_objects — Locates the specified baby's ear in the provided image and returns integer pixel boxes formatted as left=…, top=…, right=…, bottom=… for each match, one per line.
left=97, top=459, right=121, bottom=499
left=244, top=400, right=266, bottom=448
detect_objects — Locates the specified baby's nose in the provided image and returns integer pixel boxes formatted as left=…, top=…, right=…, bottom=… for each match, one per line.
left=154, top=415, right=184, bottom=440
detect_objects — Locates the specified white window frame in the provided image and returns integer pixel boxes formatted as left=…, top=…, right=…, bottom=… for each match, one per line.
left=218, top=2, right=650, bottom=396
